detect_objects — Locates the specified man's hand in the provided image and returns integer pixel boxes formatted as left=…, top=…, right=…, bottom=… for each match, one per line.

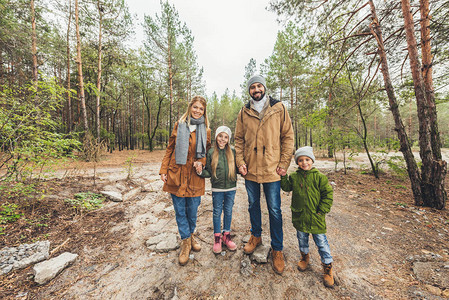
left=239, top=164, right=247, bottom=176
left=160, top=174, right=167, bottom=183
left=276, top=167, right=287, bottom=177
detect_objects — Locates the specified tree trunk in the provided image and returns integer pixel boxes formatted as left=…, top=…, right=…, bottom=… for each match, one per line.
left=96, top=0, right=103, bottom=140
left=66, top=0, right=72, bottom=133
left=419, top=0, right=442, bottom=160
left=368, top=0, right=422, bottom=203
left=401, top=0, right=446, bottom=209
left=30, top=0, right=38, bottom=83
left=168, top=31, right=174, bottom=134
left=75, top=0, right=89, bottom=131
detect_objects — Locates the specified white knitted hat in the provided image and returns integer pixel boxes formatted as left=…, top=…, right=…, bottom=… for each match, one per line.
left=215, top=126, right=232, bottom=140
left=295, top=146, right=315, bottom=163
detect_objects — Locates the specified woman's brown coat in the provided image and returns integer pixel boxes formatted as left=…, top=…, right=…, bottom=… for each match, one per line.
left=159, top=122, right=211, bottom=197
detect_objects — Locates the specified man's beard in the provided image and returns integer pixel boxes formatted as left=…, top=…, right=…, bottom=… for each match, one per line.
left=250, top=91, right=265, bottom=101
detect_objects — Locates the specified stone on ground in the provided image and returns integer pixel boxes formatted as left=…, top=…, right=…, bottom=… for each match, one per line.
left=33, top=252, right=78, bottom=285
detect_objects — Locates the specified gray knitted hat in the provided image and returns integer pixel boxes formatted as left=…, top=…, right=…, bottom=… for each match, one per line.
left=295, top=146, right=315, bottom=163
left=215, top=125, right=232, bottom=140
left=247, top=75, right=266, bottom=93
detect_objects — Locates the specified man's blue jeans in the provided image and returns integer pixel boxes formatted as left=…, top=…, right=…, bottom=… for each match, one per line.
left=171, top=194, right=201, bottom=240
left=297, top=231, right=333, bottom=264
left=212, top=190, right=236, bottom=234
left=245, top=179, right=283, bottom=251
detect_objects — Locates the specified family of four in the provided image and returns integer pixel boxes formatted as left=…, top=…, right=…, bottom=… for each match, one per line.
left=159, top=75, right=335, bottom=287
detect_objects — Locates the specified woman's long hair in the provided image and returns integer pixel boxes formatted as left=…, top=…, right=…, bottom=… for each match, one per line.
left=211, top=140, right=236, bottom=181
left=179, top=95, right=209, bottom=128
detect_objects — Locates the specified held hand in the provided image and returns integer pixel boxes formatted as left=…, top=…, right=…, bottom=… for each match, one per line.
left=276, top=167, right=287, bottom=177
left=239, top=164, right=247, bottom=176
left=160, top=174, right=167, bottom=183
left=193, top=161, right=203, bottom=173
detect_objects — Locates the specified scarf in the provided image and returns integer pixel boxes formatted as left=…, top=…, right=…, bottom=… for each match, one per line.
left=175, top=116, right=207, bottom=165
left=251, top=94, right=267, bottom=113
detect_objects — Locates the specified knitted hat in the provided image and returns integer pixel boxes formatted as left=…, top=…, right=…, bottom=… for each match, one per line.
left=215, top=125, right=232, bottom=140
left=247, top=75, right=266, bottom=93
left=295, top=146, right=315, bottom=163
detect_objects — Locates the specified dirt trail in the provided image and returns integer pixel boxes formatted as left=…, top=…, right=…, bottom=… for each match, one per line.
left=21, top=150, right=449, bottom=299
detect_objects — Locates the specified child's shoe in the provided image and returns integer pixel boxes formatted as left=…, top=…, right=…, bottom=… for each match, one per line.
left=297, top=251, right=310, bottom=271
left=322, top=262, right=334, bottom=287
left=222, top=232, right=237, bottom=251
left=213, top=233, right=222, bottom=254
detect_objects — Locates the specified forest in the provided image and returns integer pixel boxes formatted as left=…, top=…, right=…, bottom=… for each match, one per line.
left=1, top=0, right=449, bottom=298
left=1, top=0, right=449, bottom=203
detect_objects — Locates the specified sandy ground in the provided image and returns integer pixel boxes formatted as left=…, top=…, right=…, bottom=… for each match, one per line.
left=1, top=149, right=449, bottom=299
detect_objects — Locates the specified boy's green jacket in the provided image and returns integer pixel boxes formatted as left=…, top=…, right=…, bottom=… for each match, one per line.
left=280, top=167, right=333, bottom=234
left=199, top=147, right=237, bottom=190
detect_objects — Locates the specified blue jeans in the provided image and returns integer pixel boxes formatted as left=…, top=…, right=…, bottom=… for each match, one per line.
left=297, top=231, right=333, bottom=264
left=171, top=194, right=201, bottom=240
left=212, top=190, right=236, bottom=234
left=245, top=180, right=283, bottom=251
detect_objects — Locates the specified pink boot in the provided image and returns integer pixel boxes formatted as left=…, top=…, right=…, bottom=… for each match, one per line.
left=213, top=233, right=222, bottom=254
left=222, top=232, right=237, bottom=251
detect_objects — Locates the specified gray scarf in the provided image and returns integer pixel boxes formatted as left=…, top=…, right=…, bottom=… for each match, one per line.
left=175, top=116, right=207, bottom=165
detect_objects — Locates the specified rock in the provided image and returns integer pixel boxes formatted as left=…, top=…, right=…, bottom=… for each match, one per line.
left=250, top=245, right=271, bottom=263
left=11, top=241, right=50, bottom=271
left=123, top=187, right=142, bottom=201
left=100, top=190, right=123, bottom=202
left=413, top=261, right=449, bottom=288
left=33, top=252, right=78, bottom=285
left=146, top=233, right=179, bottom=252
left=425, top=284, right=442, bottom=296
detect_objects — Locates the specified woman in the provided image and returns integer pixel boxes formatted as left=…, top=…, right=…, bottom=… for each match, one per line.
left=159, top=96, right=211, bottom=265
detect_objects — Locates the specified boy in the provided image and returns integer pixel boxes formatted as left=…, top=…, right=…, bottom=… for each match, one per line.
left=280, top=146, right=334, bottom=287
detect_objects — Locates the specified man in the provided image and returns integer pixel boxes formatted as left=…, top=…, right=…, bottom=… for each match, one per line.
left=235, top=74, right=294, bottom=274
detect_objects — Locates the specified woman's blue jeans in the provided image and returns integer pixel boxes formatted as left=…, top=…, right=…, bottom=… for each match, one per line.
left=212, top=190, right=236, bottom=234
left=171, top=194, right=201, bottom=240
left=297, top=231, right=333, bottom=264
left=245, top=179, right=283, bottom=251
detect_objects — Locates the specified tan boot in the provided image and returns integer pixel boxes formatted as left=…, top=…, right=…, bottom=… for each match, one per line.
left=243, top=235, right=262, bottom=254
left=178, top=237, right=191, bottom=266
left=272, top=250, right=285, bottom=274
left=297, top=251, right=310, bottom=271
left=322, top=263, right=334, bottom=287
left=190, top=234, right=201, bottom=252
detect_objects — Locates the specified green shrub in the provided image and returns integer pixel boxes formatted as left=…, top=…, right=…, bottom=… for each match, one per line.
left=0, top=203, right=22, bottom=224
left=65, top=192, right=104, bottom=213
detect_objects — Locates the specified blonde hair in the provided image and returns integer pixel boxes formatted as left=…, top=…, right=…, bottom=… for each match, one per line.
left=211, top=140, right=236, bottom=181
left=179, top=95, right=209, bottom=128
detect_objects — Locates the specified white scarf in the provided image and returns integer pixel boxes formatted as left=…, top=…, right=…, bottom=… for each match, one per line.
left=251, top=95, right=267, bottom=113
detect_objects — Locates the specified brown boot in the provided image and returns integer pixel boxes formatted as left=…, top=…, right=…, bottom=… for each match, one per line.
left=297, top=251, right=310, bottom=271
left=272, top=250, right=285, bottom=274
left=243, top=235, right=262, bottom=254
left=322, top=263, right=334, bottom=287
left=178, top=237, right=191, bottom=266
left=190, top=234, right=201, bottom=252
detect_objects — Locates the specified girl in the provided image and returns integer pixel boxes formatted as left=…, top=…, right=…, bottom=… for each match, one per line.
left=159, top=96, right=211, bottom=266
left=197, top=126, right=238, bottom=254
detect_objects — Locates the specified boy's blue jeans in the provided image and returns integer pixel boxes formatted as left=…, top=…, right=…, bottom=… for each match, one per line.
left=245, top=179, right=283, bottom=251
left=171, top=194, right=201, bottom=240
left=212, top=190, right=236, bottom=234
left=297, top=231, right=333, bottom=264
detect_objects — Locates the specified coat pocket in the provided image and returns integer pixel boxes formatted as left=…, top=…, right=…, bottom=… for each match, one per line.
left=167, top=165, right=180, bottom=186
left=291, top=207, right=303, bottom=230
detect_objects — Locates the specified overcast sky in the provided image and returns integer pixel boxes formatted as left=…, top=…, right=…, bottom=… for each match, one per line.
left=126, top=0, right=283, bottom=97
